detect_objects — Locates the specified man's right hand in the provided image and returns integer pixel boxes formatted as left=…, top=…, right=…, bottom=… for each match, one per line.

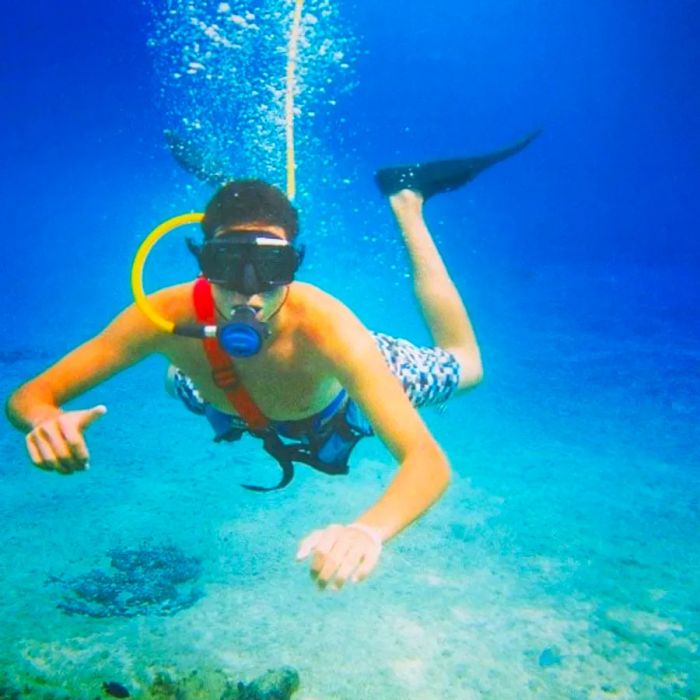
left=25, top=406, right=107, bottom=475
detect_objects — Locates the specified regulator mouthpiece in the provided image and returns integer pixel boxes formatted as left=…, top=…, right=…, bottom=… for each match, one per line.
left=218, top=306, right=270, bottom=358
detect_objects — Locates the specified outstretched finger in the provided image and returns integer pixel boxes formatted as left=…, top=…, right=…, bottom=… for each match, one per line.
left=296, top=530, right=324, bottom=561
left=297, top=524, right=345, bottom=561
left=309, top=525, right=345, bottom=558
left=77, top=405, right=107, bottom=430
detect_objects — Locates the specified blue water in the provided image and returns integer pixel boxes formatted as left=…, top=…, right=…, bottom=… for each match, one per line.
left=1, top=1, right=699, bottom=697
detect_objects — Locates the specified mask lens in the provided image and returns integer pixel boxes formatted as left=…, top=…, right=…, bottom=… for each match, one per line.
left=195, top=237, right=299, bottom=292
left=251, top=246, right=298, bottom=286
left=198, top=240, right=246, bottom=286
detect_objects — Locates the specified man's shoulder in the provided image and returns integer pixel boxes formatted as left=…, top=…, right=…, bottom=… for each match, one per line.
left=287, top=282, right=369, bottom=351
left=100, top=282, right=196, bottom=353
left=289, top=282, right=353, bottom=321
left=147, top=281, right=197, bottom=321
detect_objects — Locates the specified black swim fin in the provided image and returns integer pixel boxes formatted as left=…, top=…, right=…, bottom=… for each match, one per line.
left=164, top=129, right=231, bottom=187
left=374, top=129, right=542, bottom=199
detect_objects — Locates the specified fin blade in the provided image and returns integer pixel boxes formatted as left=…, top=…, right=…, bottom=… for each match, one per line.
left=374, top=128, right=542, bottom=198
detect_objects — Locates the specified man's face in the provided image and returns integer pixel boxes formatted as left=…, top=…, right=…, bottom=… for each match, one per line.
left=209, top=223, right=292, bottom=322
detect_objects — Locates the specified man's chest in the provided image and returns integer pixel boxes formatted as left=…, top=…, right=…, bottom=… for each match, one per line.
left=166, top=335, right=338, bottom=420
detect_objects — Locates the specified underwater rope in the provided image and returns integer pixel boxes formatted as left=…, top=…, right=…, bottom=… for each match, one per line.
left=132, top=2, right=305, bottom=331
left=285, top=0, right=304, bottom=201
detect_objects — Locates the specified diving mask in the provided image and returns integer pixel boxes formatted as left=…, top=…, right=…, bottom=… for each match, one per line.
left=187, top=231, right=304, bottom=295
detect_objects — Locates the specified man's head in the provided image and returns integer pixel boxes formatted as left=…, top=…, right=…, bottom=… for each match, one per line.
left=190, top=180, right=303, bottom=325
left=202, top=179, right=299, bottom=242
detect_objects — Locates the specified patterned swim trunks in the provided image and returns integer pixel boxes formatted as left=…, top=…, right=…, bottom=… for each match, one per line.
left=371, top=332, right=461, bottom=408
left=171, top=332, right=461, bottom=418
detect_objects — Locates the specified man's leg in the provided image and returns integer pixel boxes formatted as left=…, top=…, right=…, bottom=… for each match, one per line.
left=389, top=190, right=483, bottom=391
left=374, top=130, right=540, bottom=393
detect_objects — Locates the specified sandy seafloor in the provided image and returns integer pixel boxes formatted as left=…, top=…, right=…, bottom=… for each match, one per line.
left=0, top=262, right=698, bottom=700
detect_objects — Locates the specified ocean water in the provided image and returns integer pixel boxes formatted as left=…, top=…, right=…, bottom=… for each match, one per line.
left=1, top=1, right=699, bottom=698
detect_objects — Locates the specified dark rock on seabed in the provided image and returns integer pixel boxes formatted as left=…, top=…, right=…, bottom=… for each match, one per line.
left=47, top=544, right=203, bottom=618
left=149, top=666, right=300, bottom=700
left=0, top=665, right=300, bottom=700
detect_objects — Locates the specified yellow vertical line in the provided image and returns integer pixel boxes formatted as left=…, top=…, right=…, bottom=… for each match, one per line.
left=285, top=0, right=304, bottom=201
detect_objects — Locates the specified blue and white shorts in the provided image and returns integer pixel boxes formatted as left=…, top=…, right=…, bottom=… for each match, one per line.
left=371, top=332, right=461, bottom=408
left=171, top=332, right=461, bottom=419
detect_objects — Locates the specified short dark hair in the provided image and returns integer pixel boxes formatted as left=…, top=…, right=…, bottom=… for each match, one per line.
left=202, top=179, right=299, bottom=241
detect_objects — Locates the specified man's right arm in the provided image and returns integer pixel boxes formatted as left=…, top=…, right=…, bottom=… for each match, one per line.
left=5, top=288, right=183, bottom=472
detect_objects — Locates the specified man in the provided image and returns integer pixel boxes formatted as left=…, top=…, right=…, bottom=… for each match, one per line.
left=6, top=132, right=538, bottom=590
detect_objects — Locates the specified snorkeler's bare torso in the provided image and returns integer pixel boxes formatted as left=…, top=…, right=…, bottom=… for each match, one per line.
left=157, top=282, right=346, bottom=421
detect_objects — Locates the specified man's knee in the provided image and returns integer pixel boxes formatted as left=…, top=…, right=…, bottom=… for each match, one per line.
left=164, top=364, right=179, bottom=397
left=448, top=347, right=483, bottom=391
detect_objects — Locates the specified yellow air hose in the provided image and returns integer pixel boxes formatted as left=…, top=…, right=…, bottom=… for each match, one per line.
left=130, top=212, right=204, bottom=333
left=132, top=0, right=304, bottom=333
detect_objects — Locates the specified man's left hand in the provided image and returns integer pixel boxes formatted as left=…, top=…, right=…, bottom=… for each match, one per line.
left=296, top=523, right=382, bottom=591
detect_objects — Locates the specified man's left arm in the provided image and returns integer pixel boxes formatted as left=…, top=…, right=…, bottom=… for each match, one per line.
left=296, top=300, right=451, bottom=589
